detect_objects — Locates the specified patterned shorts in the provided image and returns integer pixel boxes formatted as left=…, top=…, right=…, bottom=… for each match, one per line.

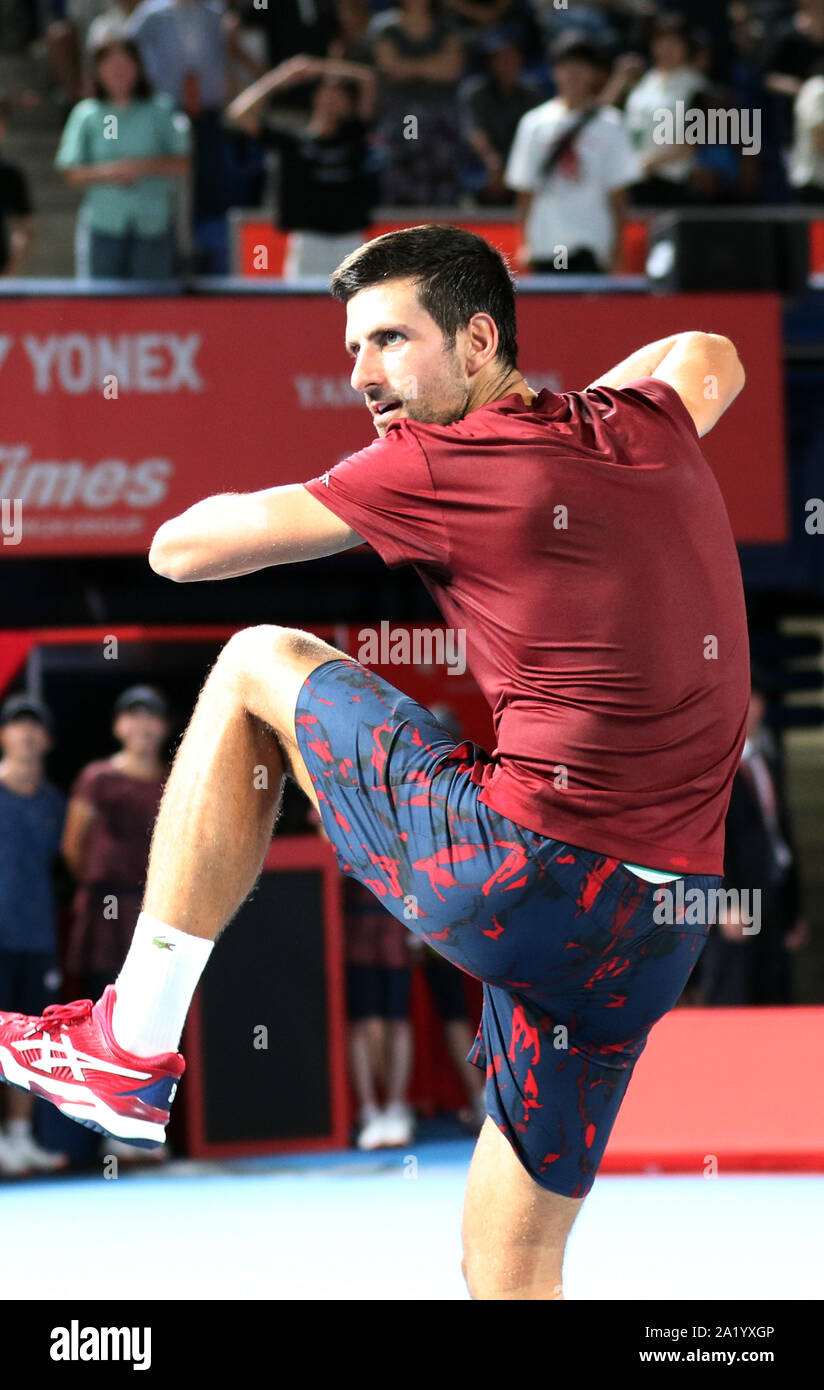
left=294, top=658, right=720, bottom=1199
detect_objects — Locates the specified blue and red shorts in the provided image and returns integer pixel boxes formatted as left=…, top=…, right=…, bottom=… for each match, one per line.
left=294, top=658, right=721, bottom=1199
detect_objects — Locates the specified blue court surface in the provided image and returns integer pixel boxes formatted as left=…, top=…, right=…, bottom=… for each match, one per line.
left=1, top=1137, right=821, bottom=1300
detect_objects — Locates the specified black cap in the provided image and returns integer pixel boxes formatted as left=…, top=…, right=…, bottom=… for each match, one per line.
left=550, top=30, right=611, bottom=71
left=113, top=685, right=169, bottom=718
left=0, top=693, right=53, bottom=731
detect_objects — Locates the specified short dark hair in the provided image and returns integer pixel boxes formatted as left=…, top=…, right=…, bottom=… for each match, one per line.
left=550, top=29, right=611, bottom=72
left=91, top=37, right=153, bottom=102
left=650, top=12, right=697, bottom=59
left=329, top=224, right=519, bottom=370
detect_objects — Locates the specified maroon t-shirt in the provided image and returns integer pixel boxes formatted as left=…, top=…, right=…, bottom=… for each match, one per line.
left=70, top=759, right=165, bottom=885
left=303, top=378, right=750, bottom=874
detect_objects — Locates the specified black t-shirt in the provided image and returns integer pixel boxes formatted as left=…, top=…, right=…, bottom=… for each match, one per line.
left=765, top=23, right=824, bottom=81
left=0, top=157, right=32, bottom=272
left=262, top=118, right=373, bottom=234
left=240, top=0, right=338, bottom=66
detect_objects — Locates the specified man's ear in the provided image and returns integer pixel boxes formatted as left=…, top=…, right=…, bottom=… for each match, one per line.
left=464, top=313, right=499, bottom=375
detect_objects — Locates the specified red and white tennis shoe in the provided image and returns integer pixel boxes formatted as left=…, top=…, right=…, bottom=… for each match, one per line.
left=0, top=986, right=184, bottom=1149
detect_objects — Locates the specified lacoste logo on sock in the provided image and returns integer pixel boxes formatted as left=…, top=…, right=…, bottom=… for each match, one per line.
left=152, top=936, right=175, bottom=951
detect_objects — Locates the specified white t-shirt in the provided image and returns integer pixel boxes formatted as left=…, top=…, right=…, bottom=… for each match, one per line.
left=624, top=65, right=705, bottom=183
left=790, top=75, right=824, bottom=188
left=505, top=99, right=639, bottom=263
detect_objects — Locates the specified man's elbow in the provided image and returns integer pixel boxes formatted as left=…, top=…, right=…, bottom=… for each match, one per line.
left=148, top=524, right=191, bottom=581
left=686, top=331, right=746, bottom=405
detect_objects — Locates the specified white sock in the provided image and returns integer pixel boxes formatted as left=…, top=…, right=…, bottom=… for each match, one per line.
left=7, top=1118, right=31, bottom=1141
left=111, top=911, right=214, bottom=1058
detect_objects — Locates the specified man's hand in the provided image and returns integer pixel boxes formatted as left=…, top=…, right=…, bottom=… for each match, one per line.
left=149, top=484, right=363, bottom=582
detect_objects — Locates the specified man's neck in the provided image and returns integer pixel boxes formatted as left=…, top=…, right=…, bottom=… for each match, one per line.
left=0, top=758, right=42, bottom=795
left=469, top=367, right=535, bottom=413
left=111, top=750, right=163, bottom=780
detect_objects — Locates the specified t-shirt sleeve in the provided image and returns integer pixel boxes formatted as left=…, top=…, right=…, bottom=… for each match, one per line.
left=154, top=96, right=191, bottom=155
left=583, top=375, right=700, bottom=447
left=54, top=101, right=92, bottom=170
left=601, top=111, right=642, bottom=191
left=302, top=426, right=449, bottom=571
left=70, top=762, right=104, bottom=806
left=504, top=111, right=539, bottom=192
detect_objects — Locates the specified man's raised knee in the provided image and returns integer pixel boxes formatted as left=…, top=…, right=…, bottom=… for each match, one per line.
left=219, top=625, right=336, bottom=680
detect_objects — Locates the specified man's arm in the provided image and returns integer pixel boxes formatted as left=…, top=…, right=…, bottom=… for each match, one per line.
left=586, top=331, right=745, bottom=437
left=148, top=484, right=363, bottom=582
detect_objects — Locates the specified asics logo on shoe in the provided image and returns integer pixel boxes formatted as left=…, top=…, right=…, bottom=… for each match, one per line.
left=14, top=1033, right=152, bottom=1083
left=152, top=936, right=175, bottom=951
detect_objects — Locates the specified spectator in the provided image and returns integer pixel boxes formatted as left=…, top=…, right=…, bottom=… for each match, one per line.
left=124, top=0, right=260, bottom=272
left=443, top=0, right=538, bottom=60
left=532, top=0, right=627, bottom=47
left=689, top=26, right=743, bottom=202
left=47, top=0, right=119, bottom=108
left=62, top=685, right=170, bottom=1007
left=0, top=695, right=67, bottom=1176
left=86, top=3, right=143, bottom=56
left=410, top=943, right=487, bottom=1129
left=243, top=0, right=339, bottom=70
left=0, top=101, right=35, bottom=276
left=55, top=36, right=190, bottom=279
left=727, top=1, right=778, bottom=201
left=371, top=0, right=465, bottom=206
left=329, top=0, right=374, bottom=63
left=308, top=803, right=414, bottom=1149
left=505, top=31, right=638, bottom=273
left=789, top=55, right=824, bottom=198
left=61, top=686, right=171, bottom=1163
left=696, top=667, right=809, bottom=1006
left=227, top=54, right=376, bottom=279
left=621, top=12, right=710, bottom=207
left=459, top=32, right=543, bottom=205
left=343, top=879, right=416, bottom=1150
left=765, top=0, right=824, bottom=103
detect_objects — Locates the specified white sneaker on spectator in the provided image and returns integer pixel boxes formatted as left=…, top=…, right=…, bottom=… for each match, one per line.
left=0, top=1131, right=31, bottom=1175
left=380, top=1102, right=415, bottom=1148
left=6, top=1130, right=68, bottom=1172
left=355, top=1105, right=386, bottom=1151
left=3, top=1122, right=68, bottom=1173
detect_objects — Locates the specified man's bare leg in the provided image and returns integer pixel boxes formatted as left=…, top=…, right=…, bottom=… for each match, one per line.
left=462, top=1118, right=585, bottom=1300
left=142, top=625, right=344, bottom=938
left=106, top=626, right=348, bottom=1058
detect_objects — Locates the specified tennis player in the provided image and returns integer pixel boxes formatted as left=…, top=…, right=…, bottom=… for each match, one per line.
left=0, top=225, right=749, bottom=1299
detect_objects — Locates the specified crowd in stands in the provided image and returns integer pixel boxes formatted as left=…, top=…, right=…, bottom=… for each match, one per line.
left=2, top=1, right=824, bottom=277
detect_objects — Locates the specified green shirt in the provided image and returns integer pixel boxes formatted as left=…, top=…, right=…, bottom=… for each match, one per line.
left=55, top=94, right=190, bottom=236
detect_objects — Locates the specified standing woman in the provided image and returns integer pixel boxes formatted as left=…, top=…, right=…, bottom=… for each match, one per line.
left=372, top=0, right=465, bottom=206
left=55, top=35, right=190, bottom=279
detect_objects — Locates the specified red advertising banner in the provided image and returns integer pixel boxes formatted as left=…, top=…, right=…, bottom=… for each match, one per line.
left=0, top=292, right=786, bottom=557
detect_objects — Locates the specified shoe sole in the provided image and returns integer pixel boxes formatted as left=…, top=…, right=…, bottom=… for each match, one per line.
left=0, top=1046, right=166, bottom=1149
